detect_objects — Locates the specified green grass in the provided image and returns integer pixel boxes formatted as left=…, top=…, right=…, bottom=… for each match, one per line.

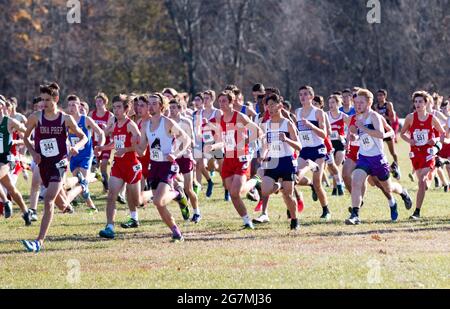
left=0, top=140, right=449, bottom=288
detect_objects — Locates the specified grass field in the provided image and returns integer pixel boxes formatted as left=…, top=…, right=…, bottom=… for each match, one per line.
left=0, top=140, right=449, bottom=289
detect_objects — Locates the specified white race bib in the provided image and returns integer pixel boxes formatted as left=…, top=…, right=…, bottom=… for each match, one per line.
left=40, top=138, right=59, bottom=157
left=202, top=131, right=214, bottom=143
left=360, top=134, right=375, bottom=151
left=132, top=163, right=142, bottom=172
left=114, top=135, right=125, bottom=150
left=330, top=131, right=339, bottom=141
left=413, top=129, right=428, bottom=147
left=224, top=131, right=236, bottom=150
left=299, top=131, right=314, bottom=147
left=150, top=148, right=163, bottom=161
left=269, top=140, right=283, bottom=156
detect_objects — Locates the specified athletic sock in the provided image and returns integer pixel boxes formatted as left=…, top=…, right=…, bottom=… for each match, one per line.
left=322, top=206, right=329, bottom=214
left=388, top=198, right=396, bottom=207
left=130, top=211, right=138, bottom=221
left=242, top=215, right=251, bottom=225
left=107, top=224, right=114, bottom=231
left=414, top=208, right=421, bottom=215
left=207, top=179, right=213, bottom=184
left=400, top=189, right=407, bottom=198
left=352, top=207, right=360, bottom=216
left=171, top=225, right=181, bottom=236
left=194, top=208, right=200, bottom=215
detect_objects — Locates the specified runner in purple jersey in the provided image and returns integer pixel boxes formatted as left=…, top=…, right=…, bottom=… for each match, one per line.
left=21, top=82, right=87, bottom=253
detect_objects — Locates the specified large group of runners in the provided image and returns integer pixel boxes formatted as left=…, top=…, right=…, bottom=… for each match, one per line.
left=0, top=82, right=449, bottom=253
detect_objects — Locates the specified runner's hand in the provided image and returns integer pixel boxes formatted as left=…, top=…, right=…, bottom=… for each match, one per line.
left=32, top=153, right=41, bottom=165
left=69, top=147, right=79, bottom=156
left=166, top=154, right=176, bottom=162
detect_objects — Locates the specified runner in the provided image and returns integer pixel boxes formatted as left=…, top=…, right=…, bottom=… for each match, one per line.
left=205, top=90, right=263, bottom=229
left=137, top=93, right=191, bottom=242
left=400, top=91, right=446, bottom=220
left=22, top=82, right=88, bottom=252
left=97, top=94, right=143, bottom=238
left=346, top=89, right=400, bottom=225
left=340, top=89, right=356, bottom=116
left=295, top=86, right=331, bottom=220
left=374, top=89, right=401, bottom=180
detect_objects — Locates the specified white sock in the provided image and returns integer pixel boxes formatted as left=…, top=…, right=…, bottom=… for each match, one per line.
left=107, top=224, right=114, bottom=231
left=388, top=198, right=396, bottom=207
left=194, top=208, right=200, bottom=215
left=334, top=175, right=342, bottom=185
left=130, top=211, right=138, bottom=221
left=242, top=215, right=251, bottom=225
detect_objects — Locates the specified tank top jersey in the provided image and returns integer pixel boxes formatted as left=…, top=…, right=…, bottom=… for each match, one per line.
left=220, top=111, right=249, bottom=160
left=357, top=112, right=384, bottom=157
left=146, top=117, right=174, bottom=162
left=69, top=115, right=93, bottom=158
left=0, top=117, right=12, bottom=160
left=295, top=107, right=324, bottom=148
left=347, top=115, right=360, bottom=154
left=264, top=119, right=294, bottom=158
left=200, top=109, right=218, bottom=145
left=112, top=119, right=138, bottom=164
left=431, top=110, right=445, bottom=137
left=328, top=111, right=345, bottom=141
left=374, top=103, right=390, bottom=124
left=409, top=112, right=435, bottom=154
left=92, top=110, right=111, bottom=144
left=340, top=106, right=356, bottom=116
left=173, top=116, right=193, bottom=158
left=35, top=112, right=68, bottom=163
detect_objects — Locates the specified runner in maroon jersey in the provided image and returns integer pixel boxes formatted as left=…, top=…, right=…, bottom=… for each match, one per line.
left=21, top=82, right=87, bottom=252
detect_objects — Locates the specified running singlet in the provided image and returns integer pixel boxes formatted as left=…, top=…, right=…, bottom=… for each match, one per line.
left=374, top=103, right=390, bottom=124
left=0, top=117, right=12, bottom=163
left=409, top=112, right=434, bottom=154
left=35, top=112, right=68, bottom=164
left=339, top=106, right=356, bottom=116
left=146, top=117, right=174, bottom=162
left=220, top=111, right=249, bottom=160
left=92, top=110, right=111, bottom=144
left=69, top=115, right=93, bottom=158
left=264, top=119, right=294, bottom=158
left=137, top=119, right=151, bottom=171
left=295, top=107, right=324, bottom=148
left=328, top=111, right=345, bottom=141
left=201, top=109, right=218, bottom=145
left=357, top=112, right=384, bottom=157
left=112, top=119, right=139, bottom=163
left=346, top=115, right=360, bottom=161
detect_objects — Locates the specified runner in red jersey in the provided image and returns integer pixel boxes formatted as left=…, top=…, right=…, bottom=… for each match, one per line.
left=97, top=95, right=143, bottom=238
left=22, top=82, right=88, bottom=252
left=401, top=91, right=445, bottom=220
left=89, top=92, right=114, bottom=192
left=206, top=90, right=263, bottom=229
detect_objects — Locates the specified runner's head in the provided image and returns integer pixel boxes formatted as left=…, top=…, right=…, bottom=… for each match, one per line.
left=342, top=88, right=353, bottom=107
left=312, top=95, right=324, bottom=109
left=148, top=92, right=169, bottom=116
left=0, top=95, right=7, bottom=116
left=80, top=101, right=89, bottom=116
left=225, top=85, right=241, bottom=105
left=267, top=93, right=283, bottom=118
left=355, top=89, right=374, bottom=113
left=67, top=94, right=81, bottom=115
left=95, top=92, right=109, bottom=110
left=412, top=91, right=429, bottom=112
left=377, top=89, right=388, bottom=103
left=169, top=99, right=182, bottom=118
left=193, top=92, right=204, bottom=110
left=162, top=88, right=178, bottom=101
left=298, top=85, right=314, bottom=106
left=218, top=90, right=235, bottom=112
left=9, top=97, right=18, bottom=112
left=4, top=99, right=13, bottom=115
left=203, top=90, right=216, bottom=109
left=252, top=83, right=265, bottom=101
left=112, top=94, right=130, bottom=120
left=137, top=94, right=150, bottom=118
left=282, top=100, right=292, bottom=112
left=39, top=82, right=60, bottom=111
left=328, top=94, right=343, bottom=112
left=32, top=96, right=44, bottom=112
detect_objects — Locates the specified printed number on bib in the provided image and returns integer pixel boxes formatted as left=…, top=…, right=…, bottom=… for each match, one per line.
left=171, top=164, right=179, bottom=173
left=330, top=131, right=339, bottom=140
left=40, top=138, right=59, bottom=157
left=150, top=148, right=163, bottom=161
left=413, top=129, right=428, bottom=147
left=269, top=141, right=283, bottom=156
left=238, top=155, right=249, bottom=163
left=114, top=135, right=125, bottom=150
left=360, top=134, right=375, bottom=151
left=299, top=131, right=314, bottom=147
left=203, top=131, right=214, bottom=143
left=224, top=131, right=236, bottom=151
left=132, top=163, right=142, bottom=173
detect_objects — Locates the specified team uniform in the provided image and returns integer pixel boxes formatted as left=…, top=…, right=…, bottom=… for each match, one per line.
left=137, top=119, right=151, bottom=179
left=408, top=112, right=436, bottom=171
left=328, top=111, right=346, bottom=153
left=34, top=112, right=68, bottom=188
left=263, top=119, right=297, bottom=181
left=0, top=117, right=13, bottom=168
left=145, top=117, right=178, bottom=190
left=175, top=117, right=194, bottom=175
left=374, top=103, right=393, bottom=142
left=110, top=119, right=142, bottom=184
left=439, top=117, right=450, bottom=159
left=220, top=111, right=250, bottom=180
left=340, top=106, right=356, bottom=116
left=91, top=110, right=112, bottom=160
left=354, top=113, right=390, bottom=181
left=69, top=115, right=94, bottom=172
left=346, top=115, right=360, bottom=163
left=296, top=107, right=326, bottom=162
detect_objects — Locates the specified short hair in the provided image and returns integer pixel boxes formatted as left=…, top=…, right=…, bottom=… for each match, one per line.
left=169, top=98, right=182, bottom=109
left=225, top=84, right=241, bottom=97
left=411, top=91, right=429, bottom=103
left=342, top=88, right=352, bottom=94
left=333, top=91, right=342, bottom=96
left=377, top=89, right=388, bottom=97
left=328, top=94, right=343, bottom=107
left=40, top=82, right=60, bottom=98
left=265, top=87, right=281, bottom=96
left=266, top=94, right=281, bottom=104
left=162, top=88, right=178, bottom=97
left=95, top=92, right=109, bottom=105
left=299, top=85, right=315, bottom=97
left=150, top=92, right=169, bottom=112
left=80, top=101, right=89, bottom=113
left=218, top=90, right=235, bottom=103
left=112, top=94, right=131, bottom=110
left=313, top=95, right=324, bottom=109
left=252, top=83, right=265, bottom=93
left=67, top=94, right=80, bottom=102
left=32, top=96, right=41, bottom=105
left=194, top=92, right=204, bottom=102
left=357, top=89, right=374, bottom=103
left=203, top=90, right=216, bottom=100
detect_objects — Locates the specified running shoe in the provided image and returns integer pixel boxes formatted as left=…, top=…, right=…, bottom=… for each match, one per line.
left=391, top=162, right=401, bottom=180
left=400, top=189, right=413, bottom=210
left=117, top=194, right=126, bottom=204
left=408, top=173, right=415, bottom=182
left=206, top=180, right=214, bottom=198
left=95, top=170, right=103, bottom=182
left=21, top=240, right=42, bottom=253
left=345, top=213, right=361, bottom=225
left=409, top=210, right=421, bottom=221
left=331, top=187, right=337, bottom=196
left=390, top=203, right=399, bottom=222
left=120, top=217, right=140, bottom=229
left=171, top=233, right=184, bottom=242
left=4, top=201, right=12, bottom=219
left=252, top=214, right=270, bottom=224
left=310, top=184, right=318, bottom=202
left=63, top=205, right=75, bottom=214
left=191, top=213, right=202, bottom=224
left=320, top=208, right=331, bottom=221
left=224, top=190, right=231, bottom=202
left=337, top=184, right=344, bottom=196
left=22, top=210, right=32, bottom=226
left=246, top=188, right=259, bottom=202
left=30, top=209, right=38, bottom=222
left=290, top=218, right=299, bottom=230
left=175, top=186, right=190, bottom=221
left=86, top=207, right=98, bottom=214
left=99, top=226, right=115, bottom=239
left=243, top=222, right=255, bottom=230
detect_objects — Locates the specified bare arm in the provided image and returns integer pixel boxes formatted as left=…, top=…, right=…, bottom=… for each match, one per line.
left=23, top=113, right=40, bottom=163
left=86, top=116, right=105, bottom=147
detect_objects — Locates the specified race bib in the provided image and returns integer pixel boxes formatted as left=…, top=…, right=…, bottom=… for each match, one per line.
left=269, top=141, right=283, bottom=156
left=170, top=163, right=179, bottom=173
left=413, top=129, right=428, bottom=147
left=150, top=148, right=163, bottom=161
left=330, top=131, right=339, bottom=141
left=40, top=138, right=59, bottom=157
left=299, top=131, right=314, bottom=147
left=238, top=155, right=249, bottom=163
left=360, top=134, right=375, bottom=151
left=224, top=131, right=236, bottom=150
left=202, top=131, right=214, bottom=143
left=132, top=163, right=142, bottom=173
left=114, top=135, right=125, bottom=150
left=318, top=147, right=327, bottom=155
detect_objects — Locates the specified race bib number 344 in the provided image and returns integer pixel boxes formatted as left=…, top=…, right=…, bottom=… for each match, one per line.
left=40, top=138, right=59, bottom=157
